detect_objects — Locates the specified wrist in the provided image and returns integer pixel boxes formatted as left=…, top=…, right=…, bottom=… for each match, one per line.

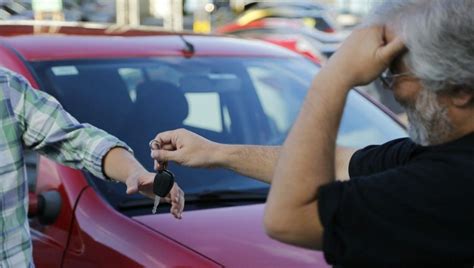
left=317, top=62, right=356, bottom=91
left=212, top=143, right=234, bottom=169
left=127, top=166, right=149, bottom=182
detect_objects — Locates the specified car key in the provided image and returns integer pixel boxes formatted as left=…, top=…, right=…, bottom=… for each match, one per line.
left=151, top=169, right=175, bottom=214
left=152, top=196, right=160, bottom=214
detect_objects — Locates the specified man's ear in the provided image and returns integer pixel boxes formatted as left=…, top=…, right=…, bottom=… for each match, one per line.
left=450, top=88, right=473, bottom=107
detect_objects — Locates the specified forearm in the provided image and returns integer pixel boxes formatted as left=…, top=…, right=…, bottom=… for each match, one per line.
left=214, top=144, right=280, bottom=183
left=103, top=147, right=147, bottom=183
left=265, top=69, right=351, bottom=249
left=263, top=25, right=405, bottom=249
left=211, top=144, right=353, bottom=183
left=15, top=78, right=135, bottom=180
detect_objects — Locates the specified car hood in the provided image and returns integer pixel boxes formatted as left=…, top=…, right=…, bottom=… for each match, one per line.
left=133, top=204, right=329, bottom=268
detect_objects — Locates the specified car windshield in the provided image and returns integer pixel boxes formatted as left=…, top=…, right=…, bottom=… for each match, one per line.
left=32, top=57, right=406, bottom=212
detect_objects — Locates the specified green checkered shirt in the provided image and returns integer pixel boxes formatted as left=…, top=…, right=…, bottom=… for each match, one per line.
left=0, top=68, right=130, bottom=267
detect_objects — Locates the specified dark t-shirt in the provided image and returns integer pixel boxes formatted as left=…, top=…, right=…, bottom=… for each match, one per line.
left=317, top=133, right=474, bottom=267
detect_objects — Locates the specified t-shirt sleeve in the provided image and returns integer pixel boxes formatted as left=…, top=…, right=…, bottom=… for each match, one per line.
left=317, top=160, right=472, bottom=266
left=349, top=138, right=416, bottom=177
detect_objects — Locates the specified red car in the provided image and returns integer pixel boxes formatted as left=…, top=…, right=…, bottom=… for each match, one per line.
left=258, top=35, right=322, bottom=64
left=0, top=23, right=406, bottom=267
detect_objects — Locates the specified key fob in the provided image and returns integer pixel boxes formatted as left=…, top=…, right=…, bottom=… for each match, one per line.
left=153, top=169, right=175, bottom=197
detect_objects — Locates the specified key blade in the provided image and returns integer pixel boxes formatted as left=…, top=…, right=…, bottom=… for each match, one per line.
left=152, top=196, right=160, bottom=214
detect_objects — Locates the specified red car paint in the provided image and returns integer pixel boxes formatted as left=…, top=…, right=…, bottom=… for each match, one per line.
left=259, top=36, right=321, bottom=64
left=134, top=204, right=328, bottom=267
left=0, top=23, right=331, bottom=267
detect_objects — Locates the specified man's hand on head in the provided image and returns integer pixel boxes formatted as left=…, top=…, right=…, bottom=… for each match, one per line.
left=262, top=25, right=407, bottom=249
left=322, top=25, right=407, bottom=88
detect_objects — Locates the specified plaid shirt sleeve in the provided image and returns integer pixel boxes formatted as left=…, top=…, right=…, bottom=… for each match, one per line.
left=7, top=69, right=132, bottom=180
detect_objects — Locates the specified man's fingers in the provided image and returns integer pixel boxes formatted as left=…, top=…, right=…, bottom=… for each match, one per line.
left=169, top=186, right=184, bottom=219
left=153, top=159, right=169, bottom=171
left=154, top=130, right=179, bottom=147
left=154, top=160, right=162, bottom=171
left=162, top=196, right=180, bottom=218
left=178, top=189, right=184, bottom=218
left=161, top=144, right=174, bottom=150
left=170, top=203, right=180, bottom=219
left=170, top=201, right=183, bottom=219
left=154, top=130, right=172, bottom=143
left=126, top=177, right=138, bottom=195
left=151, top=149, right=179, bottom=163
left=157, top=196, right=181, bottom=219
left=150, top=140, right=175, bottom=151
left=149, top=140, right=160, bottom=150
left=379, top=36, right=406, bottom=63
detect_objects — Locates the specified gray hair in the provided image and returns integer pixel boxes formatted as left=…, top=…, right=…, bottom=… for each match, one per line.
left=364, top=0, right=474, bottom=93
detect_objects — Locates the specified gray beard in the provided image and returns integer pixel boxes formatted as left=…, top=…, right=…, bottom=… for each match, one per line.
left=403, top=89, right=453, bottom=146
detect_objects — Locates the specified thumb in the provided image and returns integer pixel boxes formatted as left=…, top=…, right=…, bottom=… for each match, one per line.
left=126, top=176, right=138, bottom=194
left=378, top=36, right=406, bottom=63
left=151, top=149, right=179, bottom=163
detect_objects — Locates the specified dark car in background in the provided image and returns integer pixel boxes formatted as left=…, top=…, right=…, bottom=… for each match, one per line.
left=0, top=23, right=406, bottom=267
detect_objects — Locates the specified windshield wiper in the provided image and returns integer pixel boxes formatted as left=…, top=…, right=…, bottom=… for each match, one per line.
left=118, top=189, right=268, bottom=210
left=185, top=190, right=267, bottom=203
left=118, top=198, right=155, bottom=210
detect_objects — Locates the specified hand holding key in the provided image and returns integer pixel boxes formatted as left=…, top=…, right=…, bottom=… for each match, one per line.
left=150, top=129, right=219, bottom=170
left=148, top=139, right=184, bottom=218
left=151, top=169, right=175, bottom=214
left=126, top=167, right=184, bottom=219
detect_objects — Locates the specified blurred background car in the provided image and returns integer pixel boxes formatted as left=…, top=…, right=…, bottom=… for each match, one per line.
left=213, top=1, right=405, bottom=121
left=256, top=34, right=324, bottom=64
left=215, top=17, right=346, bottom=62
left=0, top=22, right=406, bottom=267
left=240, top=0, right=339, bottom=33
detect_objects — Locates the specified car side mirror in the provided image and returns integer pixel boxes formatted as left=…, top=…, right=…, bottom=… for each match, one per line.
left=28, top=190, right=62, bottom=225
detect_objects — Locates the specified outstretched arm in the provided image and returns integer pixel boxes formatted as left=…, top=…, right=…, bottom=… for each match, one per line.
left=8, top=70, right=184, bottom=219
left=151, top=129, right=356, bottom=183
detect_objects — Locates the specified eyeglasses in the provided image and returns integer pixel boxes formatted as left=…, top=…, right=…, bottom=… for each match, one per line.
left=380, top=69, right=413, bottom=89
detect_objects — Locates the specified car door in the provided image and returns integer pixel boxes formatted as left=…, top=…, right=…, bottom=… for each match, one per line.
left=28, top=151, right=93, bottom=268
left=0, top=46, right=89, bottom=267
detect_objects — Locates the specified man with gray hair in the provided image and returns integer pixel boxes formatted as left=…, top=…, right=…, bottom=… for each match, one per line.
left=150, top=0, right=474, bottom=266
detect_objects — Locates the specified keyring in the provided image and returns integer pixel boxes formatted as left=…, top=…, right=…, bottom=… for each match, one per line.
left=149, top=139, right=160, bottom=149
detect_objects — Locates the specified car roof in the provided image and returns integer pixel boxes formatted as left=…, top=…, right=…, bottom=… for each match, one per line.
left=0, top=22, right=298, bottom=61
